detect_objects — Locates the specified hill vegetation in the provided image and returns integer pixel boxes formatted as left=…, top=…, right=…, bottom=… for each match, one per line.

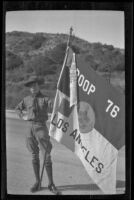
left=6, top=31, right=125, bottom=109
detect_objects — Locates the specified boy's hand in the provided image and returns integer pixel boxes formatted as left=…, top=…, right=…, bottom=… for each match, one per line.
left=19, top=113, right=28, bottom=120
left=22, top=114, right=28, bottom=120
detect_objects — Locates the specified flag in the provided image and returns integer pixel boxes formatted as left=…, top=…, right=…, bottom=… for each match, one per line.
left=49, top=47, right=125, bottom=194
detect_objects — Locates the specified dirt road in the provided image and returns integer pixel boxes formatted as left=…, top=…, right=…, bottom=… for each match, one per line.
left=6, top=117, right=125, bottom=195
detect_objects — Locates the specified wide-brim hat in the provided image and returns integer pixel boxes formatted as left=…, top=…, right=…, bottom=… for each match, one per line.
left=24, top=75, right=43, bottom=87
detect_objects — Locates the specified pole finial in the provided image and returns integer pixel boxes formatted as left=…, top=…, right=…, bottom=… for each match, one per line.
left=70, top=26, right=73, bottom=36
left=67, top=26, right=73, bottom=47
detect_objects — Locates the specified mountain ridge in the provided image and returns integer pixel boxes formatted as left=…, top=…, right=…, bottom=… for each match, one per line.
left=6, top=31, right=125, bottom=109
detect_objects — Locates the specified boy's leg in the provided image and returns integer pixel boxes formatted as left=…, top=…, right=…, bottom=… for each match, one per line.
left=36, top=125, right=61, bottom=194
left=26, top=135, right=40, bottom=192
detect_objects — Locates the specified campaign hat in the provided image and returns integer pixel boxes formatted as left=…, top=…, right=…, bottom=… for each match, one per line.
left=24, top=75, right=43, bottom=87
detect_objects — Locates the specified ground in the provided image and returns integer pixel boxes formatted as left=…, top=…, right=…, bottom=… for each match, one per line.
left=6, top=115, right=125, bottom=195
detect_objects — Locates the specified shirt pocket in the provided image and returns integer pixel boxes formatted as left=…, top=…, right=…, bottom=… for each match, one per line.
left=26, top=99, right=34, bottom=109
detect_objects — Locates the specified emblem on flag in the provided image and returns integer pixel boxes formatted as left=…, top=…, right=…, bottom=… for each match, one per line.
left=78, top=101, right=95, bottom=133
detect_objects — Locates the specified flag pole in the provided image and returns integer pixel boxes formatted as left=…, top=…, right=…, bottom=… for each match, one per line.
left=39, top=28, right=73, bottom=190
left=57, top=27, right=73, bottom=87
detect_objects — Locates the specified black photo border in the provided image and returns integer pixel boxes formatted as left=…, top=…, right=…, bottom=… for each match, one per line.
left=1, top=1, right=133, bottom=200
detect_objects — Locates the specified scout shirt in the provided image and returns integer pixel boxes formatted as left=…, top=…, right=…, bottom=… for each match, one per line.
left=15, top=91, right=53, bottom=124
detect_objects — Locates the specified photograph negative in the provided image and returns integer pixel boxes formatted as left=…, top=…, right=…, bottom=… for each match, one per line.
left=5, top=10, right=126, bottom=195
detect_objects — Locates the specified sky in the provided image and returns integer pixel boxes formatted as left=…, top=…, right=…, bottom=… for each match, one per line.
left=6, top=10, right=124, bottom=49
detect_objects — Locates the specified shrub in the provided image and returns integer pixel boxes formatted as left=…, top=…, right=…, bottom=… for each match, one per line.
left=103, top=44, right=114, bottom=51
left=6, top=50, right=23, bottom=70
left=49, top=43, right=66, bottom=64
left=71, top=45, right=81, bottom=54
left=116, top=62, right=125, bottom=71
left=93, top=42, right=102, bottom=49
left=84, top=54, right=99, bottom=71
left=6, top=67, right=26, bottom=82
left=6, top=84, right=30, bottom=109
left=29, top=34, right=47, bottom=49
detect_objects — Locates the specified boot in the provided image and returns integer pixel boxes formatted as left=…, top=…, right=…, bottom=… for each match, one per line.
left=46, top=164, right=61, bottom=195
left=48, top=183, right=61, bottom=195
left=30, top=160, right=41, bottom=193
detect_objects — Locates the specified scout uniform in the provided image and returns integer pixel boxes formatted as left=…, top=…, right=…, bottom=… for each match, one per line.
left=15, top=76, right=60, bottom=194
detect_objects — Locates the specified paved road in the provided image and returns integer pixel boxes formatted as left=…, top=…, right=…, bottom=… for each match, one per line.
left=6, top=117, right=125, bottom=195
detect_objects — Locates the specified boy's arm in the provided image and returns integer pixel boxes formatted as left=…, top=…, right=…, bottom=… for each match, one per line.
left=15, top=99, right=26, bottom=119
left=48, top=98, right=53, bottom=111
left=45, top=97, right=53, bottom=113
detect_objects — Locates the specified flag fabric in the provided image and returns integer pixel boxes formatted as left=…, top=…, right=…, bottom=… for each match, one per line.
left=49, top=47, right=125, bottom=194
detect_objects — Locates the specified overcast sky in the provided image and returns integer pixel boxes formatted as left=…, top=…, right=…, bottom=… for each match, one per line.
left=6, top=10, right=124, bottom=49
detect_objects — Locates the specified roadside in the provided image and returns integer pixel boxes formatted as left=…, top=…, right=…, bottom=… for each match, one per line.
left=6, top=110, right=51, bottom=120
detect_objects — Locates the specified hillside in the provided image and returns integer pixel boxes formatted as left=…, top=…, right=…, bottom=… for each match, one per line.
left=6, top=31, right=125, bottom=109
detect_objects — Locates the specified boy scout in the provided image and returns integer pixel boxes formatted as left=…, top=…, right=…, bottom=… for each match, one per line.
left=15, top=75, right=60, bottom=194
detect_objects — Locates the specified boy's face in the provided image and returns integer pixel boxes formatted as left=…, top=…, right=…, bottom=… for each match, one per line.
left=29, top=82, right=40, bottom=95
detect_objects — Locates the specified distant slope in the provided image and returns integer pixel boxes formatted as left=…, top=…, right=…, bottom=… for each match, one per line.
left=6, top=31, right=125, bottom=109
